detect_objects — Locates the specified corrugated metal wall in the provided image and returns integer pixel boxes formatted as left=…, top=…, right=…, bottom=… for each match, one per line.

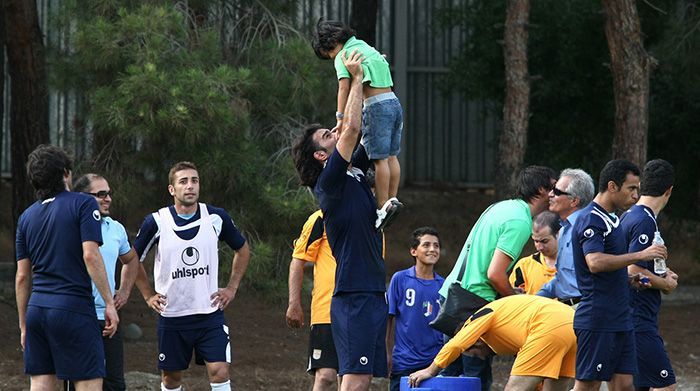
left=1, top=0, right=91, bottom=177
left=2, top=0, right=496, bottom=185
left=296, top=0, right=496, bottom=186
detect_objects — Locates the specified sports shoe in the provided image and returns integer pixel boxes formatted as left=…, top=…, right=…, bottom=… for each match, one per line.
left=375, top=197, right=404, bottom=231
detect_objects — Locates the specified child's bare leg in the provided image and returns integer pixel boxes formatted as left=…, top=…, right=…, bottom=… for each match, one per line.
left=374, top=158, right=390, bottom=208
left=388, top=155, right=401, bottom=199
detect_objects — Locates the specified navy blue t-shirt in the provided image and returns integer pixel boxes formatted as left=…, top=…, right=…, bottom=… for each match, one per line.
left=620, top=204, right=661, bottom=333
left=134, top=203, right=246, bottom=329
left=314, top=145, right=385, bottom=294
left=572, top=201, right=632, bottom=331
left=15, top=191, right=103, bottom=315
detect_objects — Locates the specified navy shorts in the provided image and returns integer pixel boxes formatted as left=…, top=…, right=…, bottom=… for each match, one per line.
left=361, top=93, right=403, bottom=160
left=24, top=305, right=105, bottom=380
left=157, top=324, right=231, bottom=371
left=634, top=331, right=676, bottom=388
left=331, top=292, right=388, bottom=377
left=575, top=329, right=636, bottom=381
left=307, top=323, right=339, bottom=374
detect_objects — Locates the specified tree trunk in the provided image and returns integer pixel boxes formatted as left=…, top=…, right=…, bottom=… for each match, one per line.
left=496, top=0, right=530, bottom=199
left=350, top=0, right=378, bottom=46
left=0, top=6, right=5, bottom=173
left=2, top=0, right=50, bottom=228
left=602, top=0, right=653, bottom=167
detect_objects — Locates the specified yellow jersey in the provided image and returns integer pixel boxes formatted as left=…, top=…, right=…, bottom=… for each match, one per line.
left=434, top=295, right=574, bottom=369
left=509, top=252, right=557, bottom=295
left=292, top=210, right=336, bottom=325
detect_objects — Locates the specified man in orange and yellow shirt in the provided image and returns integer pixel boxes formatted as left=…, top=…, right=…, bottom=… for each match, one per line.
left=509, top=211, right=560, bottom=295
left=286, top=210, right=338, bottom=391
left=408, top=295, right=575, bottom=391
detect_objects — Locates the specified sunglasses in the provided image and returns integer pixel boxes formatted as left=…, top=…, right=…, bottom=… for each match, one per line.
left=552, top=187, right=571, bottom=197
left=85, top=190, right=113, bottom=199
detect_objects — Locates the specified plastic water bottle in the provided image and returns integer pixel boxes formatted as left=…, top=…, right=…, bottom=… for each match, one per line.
left=652, top=231, right=667, bottom=275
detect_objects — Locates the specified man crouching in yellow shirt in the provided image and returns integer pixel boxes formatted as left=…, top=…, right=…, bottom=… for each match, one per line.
left=408, top=295, right=575, bottom=391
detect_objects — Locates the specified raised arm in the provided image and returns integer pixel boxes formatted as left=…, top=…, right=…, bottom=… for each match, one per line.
left=334, top=50, right=365, bottom=162
left=333, top=78, right=351, bottom=132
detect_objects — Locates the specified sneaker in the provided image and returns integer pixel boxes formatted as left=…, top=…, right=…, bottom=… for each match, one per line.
left=375, top=198, right=404, bottom=231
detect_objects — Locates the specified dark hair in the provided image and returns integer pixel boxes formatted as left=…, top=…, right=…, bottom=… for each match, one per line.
left=516, top=165, right=557, bottom=203
left=597, top=159, right=640, bottom=193
left=292, top=124, right=325, bottom=188
left=312, top=18, right=356, bottom=59
left=641, top=159, right=674, bottom=196
left=168, top=161, right=198, bottom=185
left=410, top=227, right=440, bottom=249
left=533, top=211, right=560, bottom=236
left=26, top=144, right=73, bottom=200
left=72, top=173, right=104, bottom=193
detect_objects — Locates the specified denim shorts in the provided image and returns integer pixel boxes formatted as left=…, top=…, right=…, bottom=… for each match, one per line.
left=361, top=92, right=403, bottom=160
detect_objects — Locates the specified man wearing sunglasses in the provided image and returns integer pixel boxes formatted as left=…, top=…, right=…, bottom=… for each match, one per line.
left=66, top=174, right=140, bottom=391
left=537, top=169, right=595, bottom=308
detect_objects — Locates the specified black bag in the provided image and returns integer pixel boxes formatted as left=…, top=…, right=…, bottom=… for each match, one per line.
left=429, top=244, right=489, bottom=337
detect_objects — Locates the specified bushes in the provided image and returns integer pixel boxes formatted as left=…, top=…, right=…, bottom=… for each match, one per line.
left=51, top=1, right=335, bottom=296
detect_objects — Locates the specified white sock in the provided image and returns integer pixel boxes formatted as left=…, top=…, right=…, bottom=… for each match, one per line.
left=211, top=380, right=231, bottom=391
left=161, top=383, right=182, bottom=391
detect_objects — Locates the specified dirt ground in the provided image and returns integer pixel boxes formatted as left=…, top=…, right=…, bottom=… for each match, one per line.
left=1, top=187, right=699, bottom=390
left=0, top=294, right=698, bottom=390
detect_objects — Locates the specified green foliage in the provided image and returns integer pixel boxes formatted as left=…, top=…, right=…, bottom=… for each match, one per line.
left=436, top=1, right=613, bottom=176
left=49, top=0, right=333, bottom=297
left=436, top=0, right=700, bottom=218
left=645, top=1, right=700, bottom=218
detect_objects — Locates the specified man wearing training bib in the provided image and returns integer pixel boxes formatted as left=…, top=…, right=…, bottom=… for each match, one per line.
left=133, top=161, right=251, bottom=391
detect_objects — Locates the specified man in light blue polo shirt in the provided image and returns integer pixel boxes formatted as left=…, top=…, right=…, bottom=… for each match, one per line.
left=71, top=173, right=140, bottom=391
left=538, top=168, right=595, bottom=307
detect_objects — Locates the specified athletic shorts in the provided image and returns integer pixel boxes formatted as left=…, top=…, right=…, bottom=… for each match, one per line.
left=575, top=329, right=636, bottom=381
left=511, top=322, right=576, bottom=379
left=24, top=305, right=105, bottom=380
left=306, top=323, right=339, bottom=374
left=157, top=324, right=231, bottom=371
left=361, top=92, right=403, bottom=160
left=331, top=292, right=388, bottom=377
left=634, top=331, right=676, bottom=388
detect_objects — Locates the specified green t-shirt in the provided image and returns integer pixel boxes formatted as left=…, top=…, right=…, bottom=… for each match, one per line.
left=438, top=199, right=533, bottom=302
left=334, top=36, right=393, bottom=88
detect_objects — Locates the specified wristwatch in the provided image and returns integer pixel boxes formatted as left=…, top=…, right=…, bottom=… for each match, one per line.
left=335, top=111, right=344, bottom=120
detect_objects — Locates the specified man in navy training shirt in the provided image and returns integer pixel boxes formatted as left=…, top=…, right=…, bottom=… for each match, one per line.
left=132, top=161, right=251, bottom=391
left=538, top=168, right=595, bottom=307
left=15, top=144, right=118, bottom=390
left=386, top=227, right=444, bottom=391
left=620, top=159, right=678, bottom=391
left=292, top=50, right=387, bottom=391
left=571, top=159, right=667, bottom=391
left=64, top=173, right=141, bottom=391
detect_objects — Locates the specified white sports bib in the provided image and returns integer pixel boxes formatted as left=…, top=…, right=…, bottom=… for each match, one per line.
left=154, top=203, right=219, bottom=317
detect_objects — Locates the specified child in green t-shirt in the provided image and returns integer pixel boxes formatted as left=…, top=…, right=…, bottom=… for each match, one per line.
left=313, top=19, right=404, bottom=231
